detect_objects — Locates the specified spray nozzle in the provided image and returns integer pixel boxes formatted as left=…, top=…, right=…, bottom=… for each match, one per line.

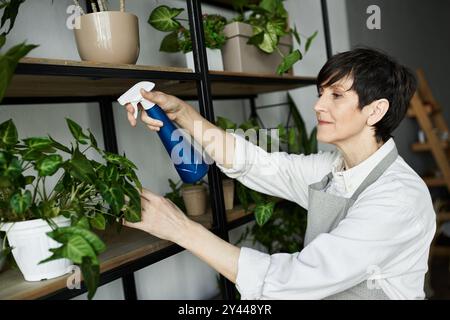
left=117, top=81, right=156, bottom=119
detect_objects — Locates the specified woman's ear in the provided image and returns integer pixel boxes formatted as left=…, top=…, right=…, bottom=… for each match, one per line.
left=366, top=98, right=389, bottom=126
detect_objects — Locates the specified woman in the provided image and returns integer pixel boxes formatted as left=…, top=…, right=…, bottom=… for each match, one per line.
left=122, top=48, right=436, bottom=300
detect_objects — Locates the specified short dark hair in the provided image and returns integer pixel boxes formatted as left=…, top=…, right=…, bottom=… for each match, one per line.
left=317, top=47, right=417, bottom=143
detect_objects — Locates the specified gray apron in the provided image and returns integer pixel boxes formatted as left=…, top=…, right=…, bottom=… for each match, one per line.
left=304, top=146, right=399, bottom=300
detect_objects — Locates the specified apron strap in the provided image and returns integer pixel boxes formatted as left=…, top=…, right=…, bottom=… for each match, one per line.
left=350, top=146, right=399, bottom=201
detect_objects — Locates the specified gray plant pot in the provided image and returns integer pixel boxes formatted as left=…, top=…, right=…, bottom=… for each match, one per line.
left=0, top=240, right=6, bottom=273
left=221, top=22, right=293, bottom=75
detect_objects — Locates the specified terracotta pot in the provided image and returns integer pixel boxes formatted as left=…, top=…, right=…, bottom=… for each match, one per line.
left=74, top=11, right=140, bottom=64
left=182, top=184, right=207, bottom=216
left=222, top=179, right=235, bottom=211
left=221, top=22, right=293, bottom=75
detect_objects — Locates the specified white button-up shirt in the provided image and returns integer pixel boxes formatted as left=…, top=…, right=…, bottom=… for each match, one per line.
left=217, top=133, right=436, bottom=300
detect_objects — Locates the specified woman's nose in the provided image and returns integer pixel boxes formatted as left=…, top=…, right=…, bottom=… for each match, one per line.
left=313, top=98, right=327, bottom=113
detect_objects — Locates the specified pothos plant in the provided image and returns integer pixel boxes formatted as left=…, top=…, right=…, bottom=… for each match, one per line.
left=231, top=0, right=318, bottom=75
left=0, top=118, right=143, bottom=299
left=148, top=5, right=227, bottom=54
left=216, top=93, right=317, bottom=254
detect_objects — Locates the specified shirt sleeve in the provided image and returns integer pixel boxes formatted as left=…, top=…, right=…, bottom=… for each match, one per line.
left=216, top=133, right=337, bottom=208
left=235, top=184, right=424, bottom=300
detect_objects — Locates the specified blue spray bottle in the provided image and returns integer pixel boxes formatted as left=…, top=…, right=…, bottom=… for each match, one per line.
left=118, top=81, right=209, bottom=184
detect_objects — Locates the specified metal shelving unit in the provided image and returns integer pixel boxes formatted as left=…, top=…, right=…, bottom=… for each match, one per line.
left=0, top=0, right=331, bottom=300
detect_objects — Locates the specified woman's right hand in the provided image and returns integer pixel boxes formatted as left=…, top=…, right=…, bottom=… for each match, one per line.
left=125, top=89, right=190, bottom=132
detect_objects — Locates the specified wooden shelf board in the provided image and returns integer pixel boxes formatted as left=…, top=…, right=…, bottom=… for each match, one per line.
left=0, top=201, right=259, bottom=300
left=19, top=57, right=194, bottom=73
left=423, top=176, right=446, bottom=187
left=3, top=58, right=315, bottom=99
left=411, top=141, right=449, bottom=152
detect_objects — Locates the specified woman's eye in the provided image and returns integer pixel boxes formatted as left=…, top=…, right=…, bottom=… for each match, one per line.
left=332, top=93, right=342, bottom=98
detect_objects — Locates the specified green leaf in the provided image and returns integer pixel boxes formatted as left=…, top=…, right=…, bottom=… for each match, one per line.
left=41, top=234, right=98, bottom=265
left=160, top=31, right=180, bottom=53
left=288, top=93, right=308, bottom=154
left=80, top=257, right=100, bottom=300
left=148, top=5, right=183, bottom=32
left=76, top=216, right=90, bottom=229
left=97, top=181, right=124, bottom=215
left=9, top=189, right=31, bottom=214
left=0, top=176, right=12, bottom=187
left=215, top=116, right=237, bottom=130
left=22, top=137, right=53, bottom=150
left=254, top=201, right=275, bottom=226
left=249, top=189, right=263, bottom=204
left=36, top=154, right=63, bottom=177
left=49, top=135, right=71, bottom=153
left=292, top=25, right=301, bottom=46
left=0, top=119, right=18, bottom=147
left=105, top=165, right=119, bottom=182
left=0, top=34, right=5, bottom=49
left=276, top=124, right=287, bottom=143
left=4, top=156, right=21, bottom=178
left=87, top=130, right=98, bottom=149
left=124, top=205, right=141, bottom=223
left=125, top=169, right=142, bottom=191
left=259, top=0, right=279, bottom=13
left=47, top=227, right=106, bottom=254
left=89, top=213, right=106, bottom=230
left=21, top=149, right=44, bottom=161
left=66, top=118, right=89, bottom=145
left=305, top=30, right=318, bottom=52
left=277, top=49, right=301, bottom=75
left=255, top=24, right=278, bottom=54
left=236, top=182, right=249, bottom=211
left=69, top=148, right=95, bottom=183
left=24, top=175, right=35, bottom=185
left=0, top=0, right=26, bottom=34
left=307, top=127, right=318, bottom=154
left=231, top=0, right=249, bottom=12
left=247, top=31, right=264, bottom=46
left=0, top=42, right=38, bottom=103
left=104, top=152, right=137, bottom=170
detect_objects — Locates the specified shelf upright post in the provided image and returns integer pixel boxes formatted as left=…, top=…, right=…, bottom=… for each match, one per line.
left=186, top=0, right=236, bottom=300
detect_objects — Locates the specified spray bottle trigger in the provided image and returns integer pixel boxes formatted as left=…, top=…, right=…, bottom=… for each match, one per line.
left=131, top=102, right=139, bottom=119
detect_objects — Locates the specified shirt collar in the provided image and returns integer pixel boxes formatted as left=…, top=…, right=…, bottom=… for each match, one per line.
left=331, top=138, right=396, bottom=195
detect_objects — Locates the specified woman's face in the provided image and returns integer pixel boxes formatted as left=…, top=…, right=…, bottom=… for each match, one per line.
left=314, top=76, right=368, bottom=145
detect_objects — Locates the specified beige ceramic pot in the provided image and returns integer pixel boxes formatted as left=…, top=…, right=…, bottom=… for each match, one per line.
left=221, top=21, right=293, bottom=75
left=74, top=11, right=140, bottom=64
left=181, top=184, right=207, bottom=217
left=222, top=179, right=235, bottom=211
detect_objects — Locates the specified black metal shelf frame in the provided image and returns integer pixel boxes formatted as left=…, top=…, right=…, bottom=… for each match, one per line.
left=0, top=0, right=332, bottom=300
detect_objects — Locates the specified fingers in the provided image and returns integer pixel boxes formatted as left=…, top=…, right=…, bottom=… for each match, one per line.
left=140, top=89, right=167, bottom=106
left=140, top=108, right=163, bottom=132
left=139, top=187, right=160, bottom=202
left=122, top=218, right=141, bottom=230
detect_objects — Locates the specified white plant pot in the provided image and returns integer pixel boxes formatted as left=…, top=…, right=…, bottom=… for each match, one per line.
left=0, top=216, right=72, bottom=281
left=185, top=48, right=224, bottom=71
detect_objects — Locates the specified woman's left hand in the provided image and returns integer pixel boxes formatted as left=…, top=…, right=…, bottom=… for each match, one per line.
left=123, top=188, right=192, bottom=244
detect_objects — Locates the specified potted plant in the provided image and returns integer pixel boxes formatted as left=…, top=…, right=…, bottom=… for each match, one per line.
left=222, top=178, right=235, bottom=211
left=72, top=0, right=140, bottom=64
left=222, top=0, right=318, bottom=75
left=148, top=5, right=227, bottom=71
left=0, top=118, right=142, bottom=299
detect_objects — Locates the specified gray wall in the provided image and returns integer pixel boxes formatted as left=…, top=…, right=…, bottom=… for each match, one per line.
left=345, top=0, right=450, bottom=175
